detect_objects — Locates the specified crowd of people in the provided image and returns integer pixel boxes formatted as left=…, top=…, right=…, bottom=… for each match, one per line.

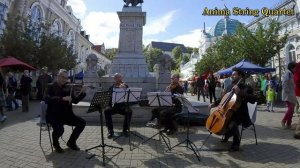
left=0, top=61, right=299, bottom=153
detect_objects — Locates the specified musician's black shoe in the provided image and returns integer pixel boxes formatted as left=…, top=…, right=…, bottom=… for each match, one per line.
left=229, top=144, right=240, bottom=152
left=53, top=145, right=64, bottom=153
left=67, top=142, right=80, bottom=151
left=107, top=132, right=120, bottom=139
left=122, top=130, right=129, bottom=137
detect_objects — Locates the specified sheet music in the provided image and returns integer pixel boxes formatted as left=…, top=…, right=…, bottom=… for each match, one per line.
left=126, top=87, right=142, bottom=102
left=147, top=92, right=172, bottom=106
left=174, top=94, right=201, bottom=113
left=112, top=87, right=126, bottom=105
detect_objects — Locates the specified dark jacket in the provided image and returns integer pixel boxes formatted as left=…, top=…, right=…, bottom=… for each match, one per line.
left=171, top=84, right=184, bottom=108
left=214, top=82, right=256, bottom=127
left=7, top=76, right=17, bottom=94
left=45, top=82, right=86, bottom=120
left=36, top=74, right=53, bottom=100
left=20, top=75, right=32, bottom=95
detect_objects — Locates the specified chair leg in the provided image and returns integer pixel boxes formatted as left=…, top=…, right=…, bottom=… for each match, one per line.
left=253, top=124, right=258, bottom=145
left=39, top=123, right=42, bottom=146
left=47, top=124, right=53, bottom=152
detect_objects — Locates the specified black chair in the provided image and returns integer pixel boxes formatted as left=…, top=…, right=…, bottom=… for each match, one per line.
left=240, top=102, right=258, bottom=145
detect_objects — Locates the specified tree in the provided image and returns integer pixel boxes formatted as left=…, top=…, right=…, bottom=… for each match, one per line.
left=195, top=20, right=287, bottom=76
left=0, top=15, right=78, bottom=71
left=172, top=46, right=183, bottom=71
left=144, top=48, right=163, bottom=71
left=106, top=48, right=118, bottom=60
left=182, top=54, right=190, bottom=64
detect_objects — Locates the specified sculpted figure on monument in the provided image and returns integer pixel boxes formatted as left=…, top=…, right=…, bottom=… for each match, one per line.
left=86, top=54, right=98, bottom=72
left=159, top=54, right=171, bottom=73
left=123, top=0, right=143, bottom=7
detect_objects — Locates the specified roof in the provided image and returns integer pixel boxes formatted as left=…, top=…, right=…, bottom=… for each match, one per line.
left=149, top=41, right=188, bottom=53
left=209, top=17, right=241, bottom=37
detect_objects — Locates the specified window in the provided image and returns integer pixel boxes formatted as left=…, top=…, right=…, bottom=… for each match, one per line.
left=288, top=45, right=296, bottom=62
left=30, top=5, right=43, bottom=41
left=67, top=30, right=75, bottom=48
left=51, top=20, right=62, bottom=36
left=0, top=3, right=7, bottom=32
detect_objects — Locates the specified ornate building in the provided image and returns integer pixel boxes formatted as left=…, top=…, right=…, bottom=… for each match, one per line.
left=247, top=0, right=300, bottom=76
left=0, top=0, right=111, bottom=74
left=181, top=16, right=241, bottom=80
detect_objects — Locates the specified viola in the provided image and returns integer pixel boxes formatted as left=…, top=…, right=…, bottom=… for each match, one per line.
left=205, top=78, right=243, bottom=135
left=165, top=83, right=179, bottom=92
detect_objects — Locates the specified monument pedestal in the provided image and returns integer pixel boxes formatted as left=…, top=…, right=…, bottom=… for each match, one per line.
left=109, top=7, right=149, bottom=78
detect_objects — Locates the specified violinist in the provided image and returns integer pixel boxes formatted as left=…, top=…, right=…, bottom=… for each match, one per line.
left=104, top=73, right=132, bottom=139
left=208, top=68, right=256, bottom=151
left=45, top=69, right=87, bottom=153
left=146, top=74, right=184, bottom=135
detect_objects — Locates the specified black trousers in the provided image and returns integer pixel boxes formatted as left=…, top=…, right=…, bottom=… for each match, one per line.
left=159, top=107, right=181, bottom=130
left=150, top=107, right=168, bottom=121
left=104, top=104, right=132, bottom=133
left=224, top=121, right=240, bottom=147
left=197, top=87, right=206, bottom=101
left=47, top=115, right=86, bottom=146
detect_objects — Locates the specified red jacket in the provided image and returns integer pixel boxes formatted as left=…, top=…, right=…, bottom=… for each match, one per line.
left=294, top=62, right=300, bottom=97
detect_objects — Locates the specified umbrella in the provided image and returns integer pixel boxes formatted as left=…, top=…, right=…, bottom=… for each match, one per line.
left=218, top=59, right=275, bottom=76
left=0, top=56, right=37, bottom=71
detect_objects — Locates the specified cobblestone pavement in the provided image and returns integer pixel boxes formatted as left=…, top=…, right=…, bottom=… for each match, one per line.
left=0, top=96, right=300, bottom=168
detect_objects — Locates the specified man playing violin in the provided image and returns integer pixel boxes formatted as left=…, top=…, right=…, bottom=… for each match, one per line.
left=209, top=68, right=256, bottom=151
left=104, top=73, right=133, bottom=139
left=154, top=74, right=184, bottom=135
left=45, top=69, right=87, bottom=153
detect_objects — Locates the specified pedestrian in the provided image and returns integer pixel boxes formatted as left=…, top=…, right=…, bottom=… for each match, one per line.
left=183, top=80, right=188, bottom=95
left=196, top=75, right=206, bottom=102
left=45, top=69, right=87, bottom=153
left=266, top=81, right=276, bottom=112
left=0, top=70, right=7, bottom=122
left=281, top=62, right=298, bottom=129
left=36, top=66, right=53, bottom=100
left=6, top=72, right=19, bottom=111
left=20, top=70, right=32, bottom=112
left=293, top=62, right=300, bottom=139
left=215, top=81, right=222, bottom=100
left=207, top=74, right=216, bottom=103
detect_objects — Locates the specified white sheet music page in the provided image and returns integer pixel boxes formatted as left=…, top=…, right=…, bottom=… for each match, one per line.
left=147, top=92, right=172, bottom=106
left=112, top=88, right=126, bottom=105
left=126, top=87, right=142, bottom=102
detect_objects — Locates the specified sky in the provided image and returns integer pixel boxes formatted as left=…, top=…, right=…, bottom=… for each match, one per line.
left=67, top=0, right=284, bottom=49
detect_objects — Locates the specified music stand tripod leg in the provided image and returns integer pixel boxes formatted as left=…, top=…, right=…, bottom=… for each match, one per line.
left=169, top=99, right=201, bottom=161
left=85, top=108, right=123, bottom=166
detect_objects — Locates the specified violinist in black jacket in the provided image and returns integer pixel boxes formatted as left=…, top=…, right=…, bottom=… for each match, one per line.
left=45, top=69, right=87, bottom=153
left=209, top=68, right=256, bottom=151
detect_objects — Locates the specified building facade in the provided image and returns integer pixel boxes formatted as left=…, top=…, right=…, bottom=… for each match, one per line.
left=0, top=0, right=111, bottom=74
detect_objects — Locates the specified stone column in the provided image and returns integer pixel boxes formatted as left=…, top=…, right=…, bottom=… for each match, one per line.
left=109, top=7, right=149, bottom=78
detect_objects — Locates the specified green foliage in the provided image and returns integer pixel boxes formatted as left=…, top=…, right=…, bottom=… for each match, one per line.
left=0, top=15, right=78, bottom=71
left=182, top=54, right=190, bottom=64
left=195, top=20, right=287, bottom=75
left=144, top=48, right=163, bottom=71
left=97, top=68, right=106, bottom=77
left=105, top=48, right=118, bottom=60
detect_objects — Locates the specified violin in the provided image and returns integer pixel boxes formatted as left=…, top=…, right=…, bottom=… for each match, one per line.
left=165, top=83, right=179, bottom=92
left=205, top=78, right=244, bottom=135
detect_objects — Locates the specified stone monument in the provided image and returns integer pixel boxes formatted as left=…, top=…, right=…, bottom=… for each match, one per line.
left=154, top=54, right=172, bottom=91
left=83, top=54, right=100, bottom=101
left=101, top=2, right=162, bottom=95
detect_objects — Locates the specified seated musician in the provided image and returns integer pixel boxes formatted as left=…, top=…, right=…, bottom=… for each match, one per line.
left=209, top=68, right=256, bottom=151
left=104, top=73, right=132, bottom=139
left=45, top=69, right=87, bottom=153
left=148, top=74, right=184, bottom=135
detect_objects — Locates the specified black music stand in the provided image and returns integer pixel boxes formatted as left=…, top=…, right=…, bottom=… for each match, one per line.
left=169, top=94, right=201, bottom=161
left=85, top=91, right=123, bottom=166
left=142, top=92, right=172, bottom=150
left=113, top=88, right=143, bottom=151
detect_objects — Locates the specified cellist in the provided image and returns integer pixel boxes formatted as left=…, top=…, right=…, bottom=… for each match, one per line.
left=208, top=68, right=256, bottom=151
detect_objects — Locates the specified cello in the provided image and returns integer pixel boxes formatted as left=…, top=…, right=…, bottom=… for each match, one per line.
left=205, top=78, right=243, bottom=135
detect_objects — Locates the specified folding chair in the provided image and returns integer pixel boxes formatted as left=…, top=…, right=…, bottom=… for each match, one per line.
left=39, top=101, right=53, bottom=151
left=240, top=102, right=258, bottom=145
